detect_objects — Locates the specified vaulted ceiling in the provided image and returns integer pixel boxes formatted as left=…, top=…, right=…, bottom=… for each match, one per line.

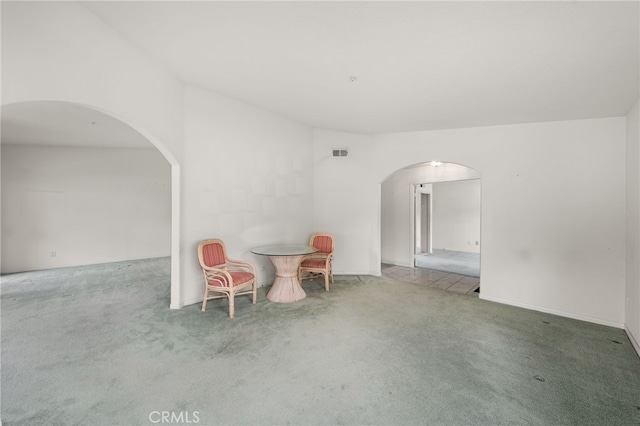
left=82, top=0, right=639, bottom=134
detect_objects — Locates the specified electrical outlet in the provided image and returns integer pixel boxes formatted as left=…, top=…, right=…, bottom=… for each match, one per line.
left=51, top=251, right=57, bottom=257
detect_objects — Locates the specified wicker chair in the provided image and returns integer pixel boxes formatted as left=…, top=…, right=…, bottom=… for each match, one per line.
left=298, top=233, right=334, bottom=291
left=197, top=239, right=257, bottom=318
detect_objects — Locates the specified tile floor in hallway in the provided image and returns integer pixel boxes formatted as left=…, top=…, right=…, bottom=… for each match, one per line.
left=381, top=263, right=480, bottom=296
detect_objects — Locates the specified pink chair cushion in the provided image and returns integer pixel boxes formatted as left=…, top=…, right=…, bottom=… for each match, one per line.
left=301, top=258, right=327, bottom=269
left=202, top=243, right=226, bottom=267
left=312, top=236, right=333, bottom=254
left=209, top=271, right=254, bottom=288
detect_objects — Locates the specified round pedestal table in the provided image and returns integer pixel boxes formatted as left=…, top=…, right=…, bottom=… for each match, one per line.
left=251, top=245, right=317, bottom=303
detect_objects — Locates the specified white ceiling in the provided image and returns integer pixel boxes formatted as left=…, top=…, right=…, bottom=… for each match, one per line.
left=2, top=1, right=639, bottom=148
left=1, top=102, right=154, bottom=148
left=81, top=0, right=639, bottom=135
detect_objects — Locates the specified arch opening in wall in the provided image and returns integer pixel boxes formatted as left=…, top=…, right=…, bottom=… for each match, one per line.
left=380, top=160, right=482, bottom=295
left=1, top=100, right=180, bottom=307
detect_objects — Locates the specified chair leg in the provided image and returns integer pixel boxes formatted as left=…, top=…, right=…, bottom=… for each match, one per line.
left=228, top=293, right=235, bottom=318
left=324, top=272, right=330, bottom=291
left=201, top=288, right=209, bottom=312
left=252, top=282, right=257, bottom=304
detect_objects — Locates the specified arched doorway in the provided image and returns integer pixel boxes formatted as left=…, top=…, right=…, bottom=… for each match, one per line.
left=380, top=161, right=481, bottom=295
left=1, top=101, right=181, bottom=307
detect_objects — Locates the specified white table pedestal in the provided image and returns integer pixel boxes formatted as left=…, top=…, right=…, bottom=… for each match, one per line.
left=251, top=244, right=317, bottom=304
left=266, top=255, right=306, bottom=303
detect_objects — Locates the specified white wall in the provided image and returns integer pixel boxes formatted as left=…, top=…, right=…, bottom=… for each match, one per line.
left=315, top=118, right=626, bottom=327
left=380, top=171, right=414, bottom=267
left=1, top=145, right=171, bottom=273
left=626, top=99, right=640, bottom=351
left=381, top=163, right=480, bottom=266
left=432, top=180, right=481, bottom=253
left=181, top=86, right=314, bottom=305
left=2, top=1, right=184, bottom=306
left=312, top=129, right=378, bottom=275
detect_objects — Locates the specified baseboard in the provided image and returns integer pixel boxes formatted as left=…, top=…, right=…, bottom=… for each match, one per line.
left=624, top=326, right=640, bottom=359
left=334, top=271, right=377, bottom=276
left=480, top=295, right=625, bottom=329
left=183, top=295, right=203, bottom=308
left=380, top=260, right=413, bottom=268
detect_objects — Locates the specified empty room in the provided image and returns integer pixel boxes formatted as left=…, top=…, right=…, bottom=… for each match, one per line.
left=2, top=1, right=640, bottom=425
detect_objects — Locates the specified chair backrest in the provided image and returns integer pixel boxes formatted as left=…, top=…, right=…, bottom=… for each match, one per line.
left=310, top=233, right=334, bottom=254
left=198, top=239, right=227, bottom=268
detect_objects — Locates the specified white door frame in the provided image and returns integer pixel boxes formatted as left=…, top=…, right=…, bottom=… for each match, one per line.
left=413, top=183, right=433, bottom=266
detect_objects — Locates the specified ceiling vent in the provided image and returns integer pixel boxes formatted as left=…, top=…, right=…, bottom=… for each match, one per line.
left=332, top=149, right=349, bottom=158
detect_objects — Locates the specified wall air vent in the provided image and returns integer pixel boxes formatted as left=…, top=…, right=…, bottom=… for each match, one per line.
left=332, top=149, right=349, bottom=158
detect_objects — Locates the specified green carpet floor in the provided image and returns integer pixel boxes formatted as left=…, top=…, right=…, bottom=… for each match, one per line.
left=2, top=257, right=640, bottom=425
left=415, top=249, right=480, bottom=277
